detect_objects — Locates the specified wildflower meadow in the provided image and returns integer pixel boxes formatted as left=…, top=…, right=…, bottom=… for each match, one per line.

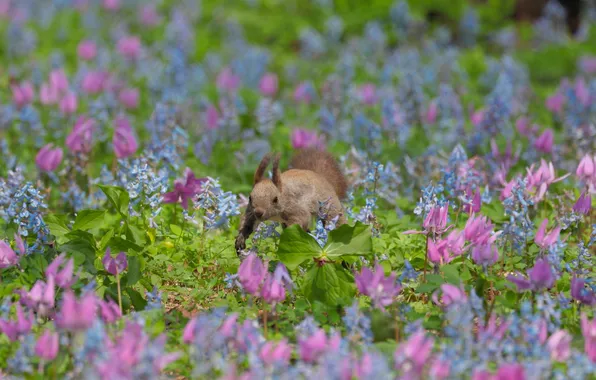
left=1, top=0, right=596, bottom=378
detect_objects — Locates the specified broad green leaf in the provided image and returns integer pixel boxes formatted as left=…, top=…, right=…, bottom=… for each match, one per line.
left=126, top=256, right=142, bottom=286
left=45, top=214, right=70, bottom=239
left=323, top=222, right=373, bottom=259
left=126, top=288, right=147, bottom=311
left=126, top=224, right=146, bottom=245
left=170, top=224, right=182, bottom=237
left=99, top=185, right=129, bottom=218
left=98, top=228, right=115, bottom=251
left=107, top=237, right=142, bottom=253
left=59, top=238, right=97, bottom=274
left=276, top=225, right=322, bottom=270
left=73, top=210, right=106, bottom=231
left=302, top=263, right=355, bottom=305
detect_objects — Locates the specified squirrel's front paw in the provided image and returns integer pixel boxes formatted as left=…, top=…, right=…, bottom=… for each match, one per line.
left=235, top=234, right=246, bottom=255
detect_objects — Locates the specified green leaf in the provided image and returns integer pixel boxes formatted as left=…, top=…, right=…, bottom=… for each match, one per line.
left=45, top=214, right=70, bottom=239
left=302, top=263, right=355, bottom=306
left=99, top=185, right=129, bottom=217
left=125, top=224, right=146, bottom=246
left=98, top=228, right=115, bottom=251
left=126, top=288, right=147, bottom=311
left=107, top=237, right=142, bottom=253
left=324, top=222, right=373, bottom=259
left=170, top=224, right=182, bottom=237
left=72, top=210, right=106, bottom=231
left=276, top=225, right=322, bottom=270
left=59, top=238, right=97, bottom=274
left=126, top=256, right=142, bottom=286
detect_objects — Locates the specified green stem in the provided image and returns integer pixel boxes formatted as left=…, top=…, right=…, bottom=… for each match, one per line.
left=117, top=274, right=122, bottom=314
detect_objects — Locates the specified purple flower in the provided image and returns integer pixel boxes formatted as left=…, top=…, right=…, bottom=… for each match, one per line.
left=77, top=40, right=97, bottom=60
left=358, top=83, right=377, bottom=105
left=55, top=291, right=97, bottom=331
left=432, top=283, right=467, bottom=307
left=98, top=298, right=122, bottom=324
left=423, top=203, right=449, bottom=233
left=59, top=92, right=77, bottom=114
left=237, top=253, right=266, bottom=296
left=470, top=108, right=484, bottom=127
left=204, top=104, right=220, bottom=130
left=14, top=234, right=26, bottom=255
left=427, top=238, right=450, bottom=264
left=290, top=128, right=325, bottom=150
left=103, top=0, right=120, bottom=11
left=216, top=67, right=240, bottom=92
left=40, top=82, right=59, bottom=105
left=471, top=243, right=499, bottom=267
left=534, top=219, right=561, bottom=250
left=0, top=304, right=34, bottom=342
left=162, top=168, right=207, bottom=209
left=298, top=328, right=339, bottom=363
left=424, top=101, right=438, bottom=124
left=259, top=339, right=292, bottom=366
left=66, top=116, right=94, bottom=153
left=575, top=78, right=590, bottom=106
left=573, top=192, right=592, bottom=215
left=394, top=329, right=434, bottom=377
left=507, top=258, right=555, bottom=292
left=46, top=253, right=76, bottom=288
left=117, top=36, right=141, bottom=59
left=81, top=71, right=108, bottom=94
left=0, top=240, right=18, bottom=269
left=139, top=4, right=161, bottom=26
left=576, top=155, right=595, bottom=182
left=430, top=357, right=450, bottom=380
left=113, top=116, right=138, bottom=159
left=21, top=277, right=55, bottom=315
left=50, top=69, right=69, bottom=93
left=581, top=313, right=596, bottom=362
left=525, top=159, right=569, bottom=202
left=546, top=92, right=564, bottom=114
left=293, top=81, right=314, bottom=104
left=11, top=81, right=34, bottom=108
left=462, top=187, right=481, bottom=214
left=35, top=330, right=59, bottom=361
left=102, top=248, right=128, bottom=275
left=260, top=272, right=286, bottom=304
left=118, top=88, right=139, bottom=109
left=533, top=129, right=554, bottom=154
left=35, top=143, right=63, bottom=172
left=259, top=73, right=278, bottom=97
left=355, top=263, right=401, bottom=310
left=546, top=330, right=571, bottom=362
left=496, top=363, right=525, bottom=380
left=571, top=277, right=596, bottom=306
left=579, top=55, right=596, bottom=74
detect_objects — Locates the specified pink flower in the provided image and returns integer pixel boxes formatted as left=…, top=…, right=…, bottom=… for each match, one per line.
left=46, top=253, right=76, bottom=289
left=462, top=187, right=481, bottom=214
left=546, top=92, right=564, bottom=114
left=471, top=243, right=499, bottom=266
left=35, top=330, right=59, bottom=361
left=49, top=69, right=69, bottom=94
left=534, top=219, right=561, bottom=250
left=237, top=253, right=266, bottom=296
left=429, top=357, right=450, bottom=380
left=546, top=330, right=571, bottom=361
left=98, top=298, right=121, bottom=323
left=525, top=159, right=569, bottom=202
left=470, top=108, right=484, bottom=127
left=575, top=78, right=590, bottom=106
left=14, top=234, right=25, bottom=255
left=358, top=83, right=377, bottom=105
left=432, top=283, right=467, bottom=307
left=394, top=329, right=434, bottom=377
left=259, top=73, right=278, bottom=97
left=507, top=258, right=555, bottom=292
left=11, top=81, right=34, bottom=107
left=118, top=88, right=139, bottom=109
left=260, top=272, right=286, bottom=304
left=464, top=214, right=495, bottom=245
left=59, top=92, right=77, bottom=114
left=102, top=248, right=128, bottom=275
left=81, top=71, right=107, bottom=94
left=355, top=263, right=401, bottom=310
left=117, top=36, right=142, bottom=59
left=581, top=313, right=596, bottom=362
left=216, top=68, right=240, bottom=92
left=423, top=203, right=449, bottom=233
left=515, top=117, right=531, bottom=136
left=162, top=168, right=207, bottom=209
left=533, top=129, right=554, bottom=154
left=40, top=82, right=59, bottom=105
left=299, top=329, right=334, bottom=363
left=66, top=116, right=94, bottom=153
left=77, top=40, right=97, bottom=60
left=103, top=0, right=120, bottom=10
left=113, top=116, right=138, bottom=159
left=0, top=304, right=34, bottom=342
left=294, top=82, right=314, bottom=104
left=574, top=192, right=592, bottom=215
left=290, top=128, right=325, bottom=150
left=219, top=313, right=238, bottom=338
left=259, top=339, right=292, bottom=366
left=21, top=277, right=55, bottom=316
left=205, top=104, right=220, bottom=130
left=496, top=363, right=525, bottom=380
left=182, top=317, right=197, bottom=344
left=425, top=101, right=438, bottom=124
left=139, top=4, right=161, bottom=26
left=55, top=291, right=97, bottom=331
left=576, top=155, right=595, bottom=182
left=0, top=241, right=18, bottom=269
left=579, top=56, right=596, bottom=74
left=35, top=144, right=63, bottom=172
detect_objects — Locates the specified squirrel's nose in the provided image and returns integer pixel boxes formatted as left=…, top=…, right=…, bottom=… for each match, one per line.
left=254, top=209, right=265, bottom=219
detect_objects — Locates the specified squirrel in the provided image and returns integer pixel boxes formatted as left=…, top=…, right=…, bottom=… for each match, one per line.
left=235, top=148, right=348, bottom=254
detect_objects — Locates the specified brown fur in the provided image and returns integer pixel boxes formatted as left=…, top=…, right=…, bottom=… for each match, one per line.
left=235, top=150, right=348, bottom=254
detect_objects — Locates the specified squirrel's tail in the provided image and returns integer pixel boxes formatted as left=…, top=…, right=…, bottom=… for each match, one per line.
left=290, top=148, right=348, bottom=199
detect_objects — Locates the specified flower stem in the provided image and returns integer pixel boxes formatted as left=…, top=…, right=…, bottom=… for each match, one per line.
left=117, top=273, right=123, bottom=313
left=263, top=308, right=268, bottom=339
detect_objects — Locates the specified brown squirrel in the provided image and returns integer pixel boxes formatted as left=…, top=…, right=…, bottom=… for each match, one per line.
left=235, top=148, right=348, bottom=254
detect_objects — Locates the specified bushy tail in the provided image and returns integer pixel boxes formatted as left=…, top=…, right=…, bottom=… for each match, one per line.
left=290, top=148, right=348, bottom=199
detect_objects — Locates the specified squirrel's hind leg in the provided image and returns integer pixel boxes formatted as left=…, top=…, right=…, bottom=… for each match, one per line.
left=282, top=207, right=311, bottom=232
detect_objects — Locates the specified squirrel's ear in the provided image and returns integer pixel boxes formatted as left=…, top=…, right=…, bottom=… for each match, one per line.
left=254, top=153, right=272, bottom=184
left=271, top=153, right=282, bottom=191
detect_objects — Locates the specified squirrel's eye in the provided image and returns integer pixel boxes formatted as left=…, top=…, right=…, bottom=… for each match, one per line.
left=273, top=196, right=278, bottom=204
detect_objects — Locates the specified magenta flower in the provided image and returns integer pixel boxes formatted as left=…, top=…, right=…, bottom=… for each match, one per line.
left=576, top=155, right=595, bottom=182
left=546, top=92, right=564, bottom=114
left=237, top=253, right=267, bottom=296
left=139, top=4, right=161, bottom=26
left=40, top=82, right=59, bottom=105
left=432, top=283, right=467, bottom=307
left=293, top=81, right=314, bottom=104
left=205, top=104, right=220, bottom=130
left=464, top=214, right=496, bottom=245
left=81, top=71, right=107, bottom=94
left=581, top=313, right=596, bottom=362
left=259, top=339, right=292, bottom=366
left=515, top=116, right=533, bottom=137
left=182, top=317, right=197, bottom=344
left=470, top=108, right=484, bottom=127
left=21, top=277, right=55, bottom=316
left=260, top=272, right=286, bottom=304
left=534, top=219, right=561, bottom=250
left=579, top=56, right=596, bottom=74
left=574, top=192, right=592, bottom=215
left=59, top=92, right=77, bottom=114
left=477, top=314, right=509, bottom=341
left=77, top=40, right=97, bottom=60
left=162, top=168, right=207, bottom=209
left=113, top=116, right=138, bottom=159
left=471, top=243, right=499, bottom=267
left=55, top=291, right=97, bottom=331
left=216, top=67, right=240, bottom=92
left=103, top=0, right=120, bottom=10
left=571, top=277, right=596, bottom=306
left=358, top=83, right=377, bottom=105
left=424, top=203, right=449, bottom=232
left=427, top=238, right=451, bottom=265
left=66, top=116, right=94, bottom=153
left=546, top=330, right=571, bottom=362
left=118, top=87, right=139, bottom=109
left=290, top=128, right=325, bottom=150
left=0, top=240, right=18, bottom=269
left=11, top=81, right=34, bottom=108
left=117, top=36, right=141, bottom=59
left=102, top=248, right=128, bottom=275
left=35, top=144, right=63, bottom=172
left=507, top=258, right=555, bottom=292
left=35, top=330, right=59, bottom=361
left=462, top=187, right=481, bottom=214
left=429, top=358, right=450, bottom=380
left=14, top=234, right=25, bottom=255
left=49, top=69, right=69, bottom=93
left=575, top=78, right=590, bottom=106
left=533, top=129, right=554, bottom=154
left=525, top=159, right=569, bottom=202
left=298, top=328, right=339, bottom=363
left=496, top=363, right=525, bottom=380
left=98, top=298, right=122, bottom=324
left=445, top=229, right=466, bottom=257
left=259, top=73, right=278, bottom=97
left=355, top=263, right=401, bottom=310
left=424, top=101, right=438, bottom=124
left=219, top=313, right=238, bottom=338
left=46, top=253, right=76, bottom=289
left=394, top=329, right=434, bottom=377
left=0, top=304, right=34, bottom=342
